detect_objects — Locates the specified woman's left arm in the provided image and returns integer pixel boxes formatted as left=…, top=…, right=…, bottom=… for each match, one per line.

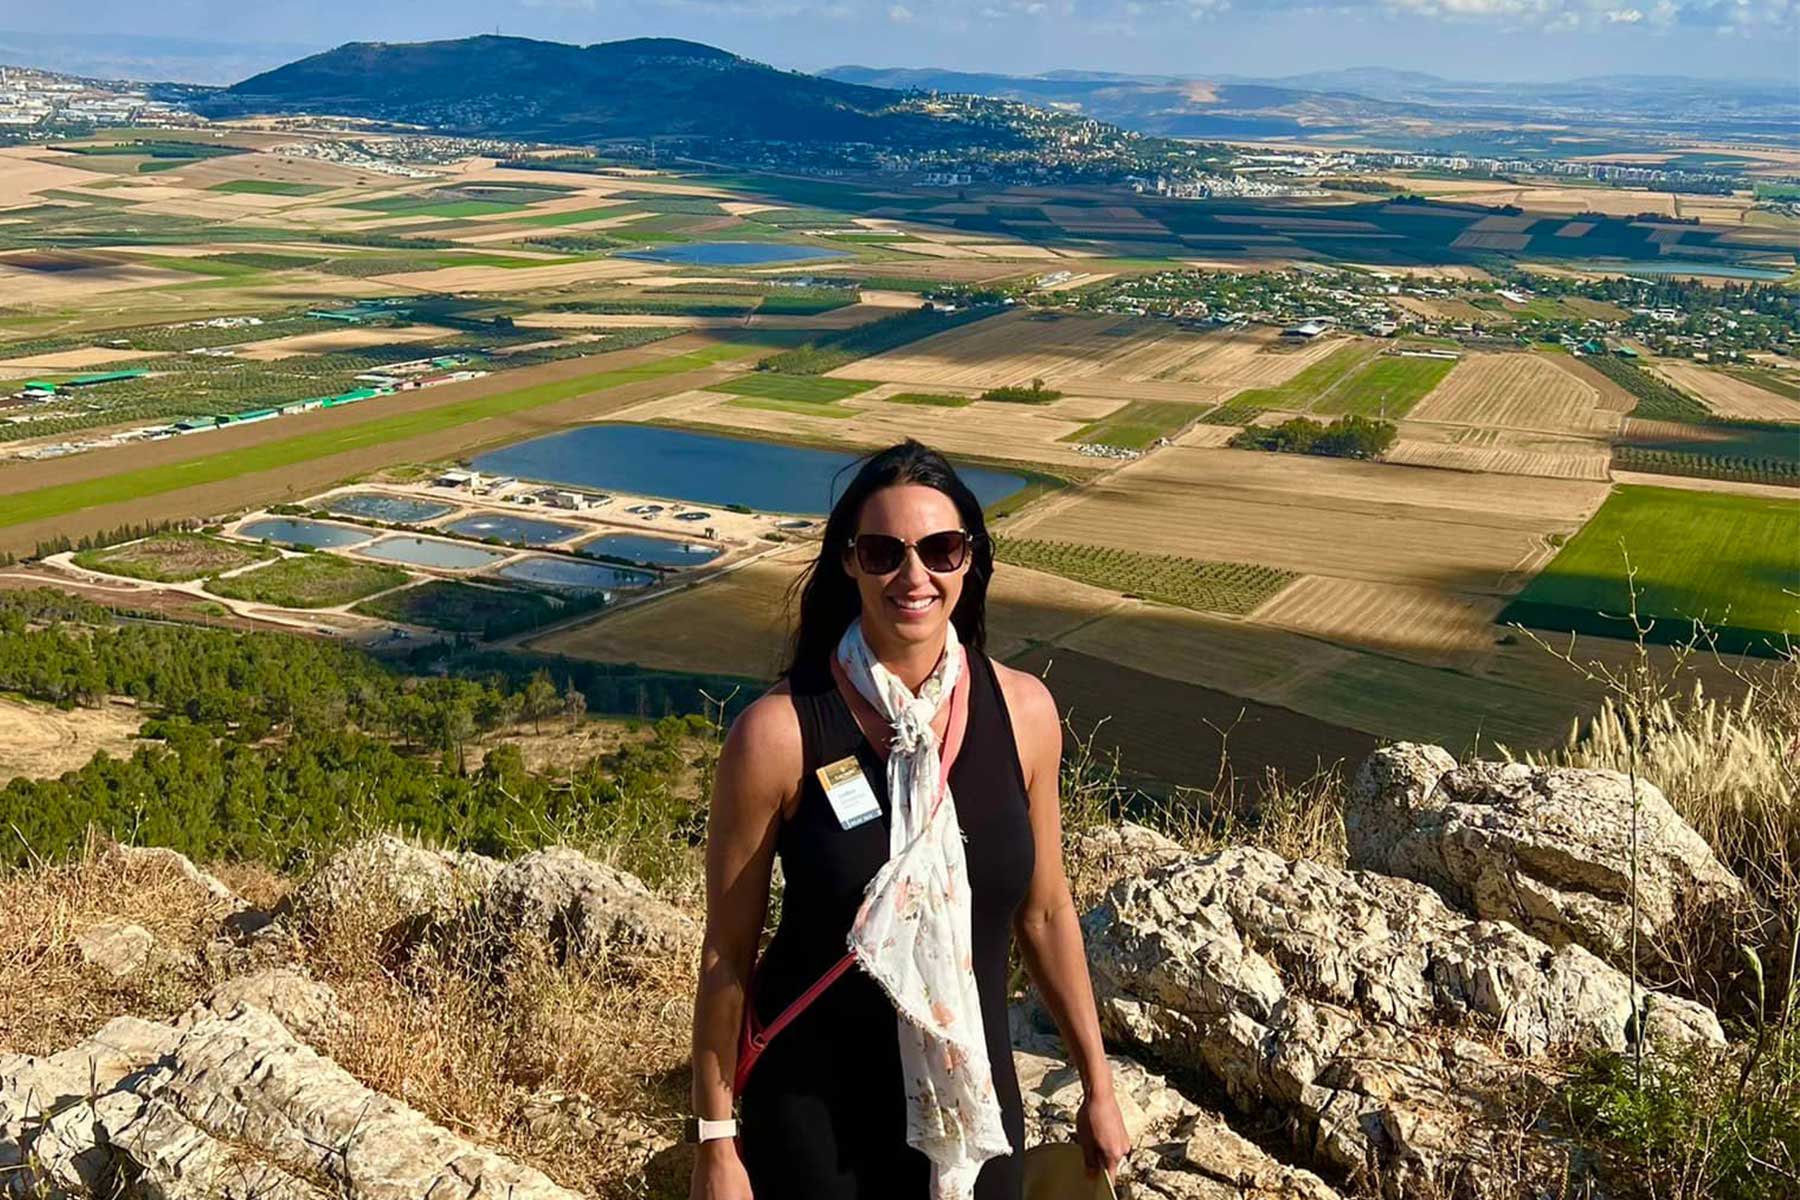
left=999, top=664, right=1131, bottom=1179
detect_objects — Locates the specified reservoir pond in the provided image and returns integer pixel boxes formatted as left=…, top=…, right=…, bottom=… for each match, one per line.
left=617, top=241, right=850, bottom=267
left=326, top=493, right=454, bottom=523
left=499, top=556, right=656, bottom=592
left=443, top=513, right=584, bottom=546
left=360, top=536, right=510, bottom=570
left=237, top=519, right=373, bottom=549
left=579, top=533, right=723, bottom=568
left=472, top=426, right=1027, bottom=515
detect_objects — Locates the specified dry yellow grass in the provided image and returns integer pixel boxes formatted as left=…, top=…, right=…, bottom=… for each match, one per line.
left=0, top=148, right=108, bottom=206
left=371, top=258, right=656, bottom=292
left=1009, top=445, right=1605, bottom=594
left=1408, top=351, right=1623, bottom=436
left=0, top=696, right=144, bottom=784
left=1386, top=424, right=1612, bottom=480
left=1250, top=575, right=1506, bottom=667
left=0, top=347, right=166, bottom=371
left=1647, top=360, right=1800, bottom=422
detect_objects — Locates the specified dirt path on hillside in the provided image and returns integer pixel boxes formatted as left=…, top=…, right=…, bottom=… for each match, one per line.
left=0, top=695, right=143, bottom=783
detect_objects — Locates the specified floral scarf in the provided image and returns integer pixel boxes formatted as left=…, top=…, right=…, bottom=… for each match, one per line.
left=837, top=618, right=1012, bottom=1198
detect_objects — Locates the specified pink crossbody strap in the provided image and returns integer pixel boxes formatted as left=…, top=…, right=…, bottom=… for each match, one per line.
left=734, top=652, right=972, bottom=1100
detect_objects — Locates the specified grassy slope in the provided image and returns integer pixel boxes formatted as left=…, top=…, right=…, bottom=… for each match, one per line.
left=1503, top=484, right=1799, bottom=653
left=0, top=346, right=750, bottom=529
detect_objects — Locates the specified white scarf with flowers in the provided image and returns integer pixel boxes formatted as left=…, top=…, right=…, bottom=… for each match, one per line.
left=837, top=618, right=1012, bottom=1198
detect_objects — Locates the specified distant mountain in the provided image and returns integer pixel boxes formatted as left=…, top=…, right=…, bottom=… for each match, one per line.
left=821, top=63, right=1799, bottom=146
left=204, top=35, right=1017, bottom=148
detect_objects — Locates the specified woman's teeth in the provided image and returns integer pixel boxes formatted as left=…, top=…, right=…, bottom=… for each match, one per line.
left=894, top=597, right=934, bottom=611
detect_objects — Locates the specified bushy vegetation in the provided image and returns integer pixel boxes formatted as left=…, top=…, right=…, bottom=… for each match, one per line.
left=757, top=304, right=993, bottom=375
left=205, top=555, right=408, bottom=608
left=1230, top=413, right=1397, bottom=459
left=978, top=379, right=1062, bottom=404
left=994, top=538, right=1294, bottom=615
left=883, top=392, right=972, bottom=407
left=71, top=532, right=275, bottom=583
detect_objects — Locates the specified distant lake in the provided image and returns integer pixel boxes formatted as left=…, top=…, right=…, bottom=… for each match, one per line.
left=499, top=556, right=656, bottom=592
left=579, top=532, right=723, bottom=568
left=473, top=426, right=1028, bottom=515
left=326, top=493, right=454, bottom=524
left=360, top=536, right=509, bottom=570
left=1569, top=260, right=1793, bottom=282
left=618, top=241, right=851, bottom=267
left=443, top=512, right=584, bottom=546
left=238, top=518, right=372, bottom=549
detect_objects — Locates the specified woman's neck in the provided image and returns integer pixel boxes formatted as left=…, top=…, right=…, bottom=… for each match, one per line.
left=860, top=624, right=947, bottom=693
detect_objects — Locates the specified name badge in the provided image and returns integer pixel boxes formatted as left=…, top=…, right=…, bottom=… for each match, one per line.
left=816, top=755, right=882, bottom=831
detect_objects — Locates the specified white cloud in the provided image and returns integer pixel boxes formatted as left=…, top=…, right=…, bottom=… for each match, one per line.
left=1605, top=7, right=1643, bottom=21
left=888, top=2, right=913, bottom=18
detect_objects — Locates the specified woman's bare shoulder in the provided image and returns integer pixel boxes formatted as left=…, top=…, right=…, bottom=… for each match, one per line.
left=988, top=659, right=1058, bottom=738
left=721, top=682, right=805, bottom=774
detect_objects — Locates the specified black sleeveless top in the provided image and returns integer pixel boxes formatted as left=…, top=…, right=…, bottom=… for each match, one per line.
left=739, top=652, right=1036, bottom=1198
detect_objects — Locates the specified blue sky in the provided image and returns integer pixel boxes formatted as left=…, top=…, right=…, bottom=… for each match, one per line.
left=6, top=0, right=1797, bottom=83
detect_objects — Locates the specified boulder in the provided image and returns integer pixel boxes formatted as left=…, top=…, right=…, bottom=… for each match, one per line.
left=188, top=968, right=343, bottom=1044
left=1082, top=845, right=1725, bottom=1198
left=287, top=834, right=503, bottom=934
left=479, top=847, right=698, bottom=965
left=76, top=921, right=160, bottom=979
left=1015, top=1047, right=1340, bottom=1199
left=107, top=844, right=241, bottom=909
left=1348, top=744, right=1744, bottom=967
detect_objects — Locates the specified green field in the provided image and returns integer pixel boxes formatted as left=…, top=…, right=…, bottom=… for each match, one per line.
left=0, top=344, right=756, bottom=530
left=1500, top=485, right=1799, bottom=656
left=205, top=554, right=409, bottom=608
left=706, top=374, right=876, bottom=403
left=1310, top=355, right=1456, bottom=419
left=1229, top=342, right=1378, bottom=410
left=724, top=397, right=856, bottom=419
left=1066, top=400, right=1200, bottom=449
left=71, top=531, right=275, bottom=582
left=994, top=538, right=1296, bottom=616
left=207, top=180, right=329, bottom=196
left=883, top=393, right=973, bottom=408
left=515, top=206, right=630, bottom=228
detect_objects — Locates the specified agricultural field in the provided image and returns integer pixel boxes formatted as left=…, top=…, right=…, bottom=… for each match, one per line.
left=994, top=538, right=1294, bottom=615
left=1063, top=400, right=1201, bottom=448
left=1007, top=445, right=1606, bottom=594
left=1228, top=342, right=1378, bottom=412
left=70, top=532, right=277, bottom=582
left=1647, top=359, right=1800, bottom=422
left=705, top=375, right=876, bottom=403
left=204, top=554, right=410, bottom=609
left=1385, top=424, right=1612, bottom=481
left=1251, top=575, right=1507, bottom=666
left=1500, top=484, right=1799, bottom=656
left=1613, top=417, right=1800, bottom=488
left=0, top=695, right=144, bottom=785
left=1308, top=354, right=1457, bottom=420
left=1405, top=351, right=1625, bottom=436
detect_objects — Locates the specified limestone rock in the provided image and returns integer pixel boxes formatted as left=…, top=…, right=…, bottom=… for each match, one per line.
left=76, top=921, right=160, bottom=978
left=189, top=968, right=343, bottom=1044
left=1348, top=744, right=1744, bottom=967
left=108, top=1095, right=332, bottom=1199
left=288, top=834, right=502, bottom=933
left=124, top=1006, right=581, bottom=1200
left=108, top=844, right=241, bottom=909
left=1082, top=845, right=1724, bottom=1198
left=480, top=846, right=697, bottom=964
left=1015, top=1048, right=1339, bottom=1199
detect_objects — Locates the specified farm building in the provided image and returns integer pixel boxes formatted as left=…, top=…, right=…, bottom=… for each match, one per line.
left=65, top=370, right=148, bottom=388
left=1282, top=321, right=1328, bottom=339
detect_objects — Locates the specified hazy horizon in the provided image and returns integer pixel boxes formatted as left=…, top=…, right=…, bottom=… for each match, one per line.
left=6, top=0, right=1799, bottom=87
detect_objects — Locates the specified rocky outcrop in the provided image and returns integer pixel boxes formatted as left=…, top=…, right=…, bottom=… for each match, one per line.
left=1016, top=1047, right=1340, bottom=1199
left=478, top=846, right=698, bottom=964
left=1348, top=744, right=1744, bottom=967
left=75, top=920, right=162, bottom=978
left=188, top=967, right=343, bottom=1044
left=286, top=834, right=503, bottom=934
left=2, top=1006, right=581, bottom=1200
left=1082, top=845, right=1725, bottom=1198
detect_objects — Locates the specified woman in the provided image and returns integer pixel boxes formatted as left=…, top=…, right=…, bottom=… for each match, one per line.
left=689, top=440, right=1130, bottom=1199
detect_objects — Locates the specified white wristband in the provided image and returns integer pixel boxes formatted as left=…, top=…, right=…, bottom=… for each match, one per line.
left=690, top=1116, right=738, bottom=1143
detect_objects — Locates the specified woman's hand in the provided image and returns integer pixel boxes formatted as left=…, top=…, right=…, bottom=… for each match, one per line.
left=690, top=1139, right=754, bottom=1199
left=1076, top=1084, right=1132, bottom=1182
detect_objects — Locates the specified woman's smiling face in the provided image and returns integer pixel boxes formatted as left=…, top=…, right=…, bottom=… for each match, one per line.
left=842, top=483, right=968, bottom=654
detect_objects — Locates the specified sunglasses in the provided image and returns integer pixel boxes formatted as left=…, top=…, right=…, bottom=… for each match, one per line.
left=845, top=528, right=977, bottom=575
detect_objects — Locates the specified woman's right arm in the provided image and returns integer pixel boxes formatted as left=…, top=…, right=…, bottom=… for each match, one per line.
left=689, top=692, right=801, bottom=1199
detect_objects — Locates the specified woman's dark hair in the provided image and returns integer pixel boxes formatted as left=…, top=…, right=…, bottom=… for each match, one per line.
left=784, top=439, right=993, bottom=686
